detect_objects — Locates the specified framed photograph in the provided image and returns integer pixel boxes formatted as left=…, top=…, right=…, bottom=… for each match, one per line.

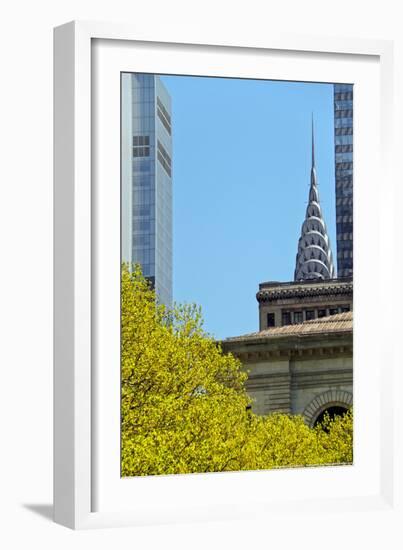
left=54, top=21, right=399, bottom=532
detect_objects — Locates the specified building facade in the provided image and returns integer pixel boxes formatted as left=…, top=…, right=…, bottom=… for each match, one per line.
left=257, top=278, right=353, bottom=330
left=121, top=73, right=173, bottom=307
left=223, top=312, right=353, bottom=426
left=334, top=84, right=353, bottom=278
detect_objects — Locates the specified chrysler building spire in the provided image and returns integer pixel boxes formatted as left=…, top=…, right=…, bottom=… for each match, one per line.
left=311, top=114, right=315, bottom=168
left=294, top=118, right=335, bottom=281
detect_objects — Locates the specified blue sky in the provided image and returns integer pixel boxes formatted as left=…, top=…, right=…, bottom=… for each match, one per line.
left=160, top=75, right=335, bottom=340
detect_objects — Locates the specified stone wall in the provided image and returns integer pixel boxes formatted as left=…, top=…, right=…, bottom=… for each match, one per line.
left=244, top=354, right=352, bottom=424
left=223, top=332, right=353, bottom=425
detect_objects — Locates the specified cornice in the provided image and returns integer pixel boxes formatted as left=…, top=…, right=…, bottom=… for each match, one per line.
left=257, top=282, right=353, bottom=303
left=228, top=344, right=353, bottom=363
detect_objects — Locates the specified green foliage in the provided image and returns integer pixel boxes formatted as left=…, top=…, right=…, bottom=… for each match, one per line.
left=121, top=264, right=353, bottom=476
left=315, top=409, right=353, bottom=464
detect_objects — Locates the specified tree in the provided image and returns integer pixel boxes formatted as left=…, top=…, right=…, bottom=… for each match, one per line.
left=121, top=264, right=253, bottom=476
left=315, top=408, right=353, bottom=464
left=121, top=264, right=353, bottom=476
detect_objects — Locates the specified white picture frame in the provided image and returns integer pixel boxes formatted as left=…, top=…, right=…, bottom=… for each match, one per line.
left=54, top=20, right=400, bottom=533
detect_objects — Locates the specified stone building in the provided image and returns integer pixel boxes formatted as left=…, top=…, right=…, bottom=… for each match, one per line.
left=222, top=310, right=353, bottom=426
left=222, top=120, right=353, bottom=426
left=257, top=277, right=353, bottom=330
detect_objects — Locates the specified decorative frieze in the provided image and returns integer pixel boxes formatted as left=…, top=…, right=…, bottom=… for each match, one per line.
left=257, top=283, right=353, bottom=303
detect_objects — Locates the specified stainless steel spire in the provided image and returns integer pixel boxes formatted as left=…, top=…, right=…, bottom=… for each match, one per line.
left=294, top=118, right=335, bottom=281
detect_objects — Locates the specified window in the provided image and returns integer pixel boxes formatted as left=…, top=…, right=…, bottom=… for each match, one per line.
left=335, top=108, right=353, bottom=118
left=157, top=97, right=172, bottom=135
left=335, top=144, right=353, bottom=153
left=133, top=135, right=151, bottom=157
left=293, top=311, right=303, bottom=324
left=157, top=140, right=172, bottom=176
left=133, top=135, right=150, bottom=146
left=305, top=310, right=315, bottom=321
left=329, top=308, right=339, bottom=316
left=267, top=313, right=275, bottom=328
left=340, top=305, right=350, bottom=313
left=317, top=309, right=327, bottom=318
left=334, top=91, right=353, bottom=101
left=133, top=146, right=150, bottom=158
left=335, top=161, right=353, bottom=170
left=335, top=127, right=353, bottom=136
left=282, top=311, right=291, bottom=326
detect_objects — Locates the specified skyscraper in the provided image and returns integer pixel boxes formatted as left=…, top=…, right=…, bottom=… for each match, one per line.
left=333, top=84, right=353, bottom=278
left=121, top=73, right=173, bottom=307
left=294, top=120, right=335, bottom=281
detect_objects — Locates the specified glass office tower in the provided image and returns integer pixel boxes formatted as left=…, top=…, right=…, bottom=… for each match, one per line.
left=333, top=84, right=353, bottom=278
left=121, top=73, right=173, bottom=307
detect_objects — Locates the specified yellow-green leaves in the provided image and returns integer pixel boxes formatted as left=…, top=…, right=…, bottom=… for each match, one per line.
left=315, top=409, right=353, bottom=464
left=121, top=264, right=353, bottom=476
